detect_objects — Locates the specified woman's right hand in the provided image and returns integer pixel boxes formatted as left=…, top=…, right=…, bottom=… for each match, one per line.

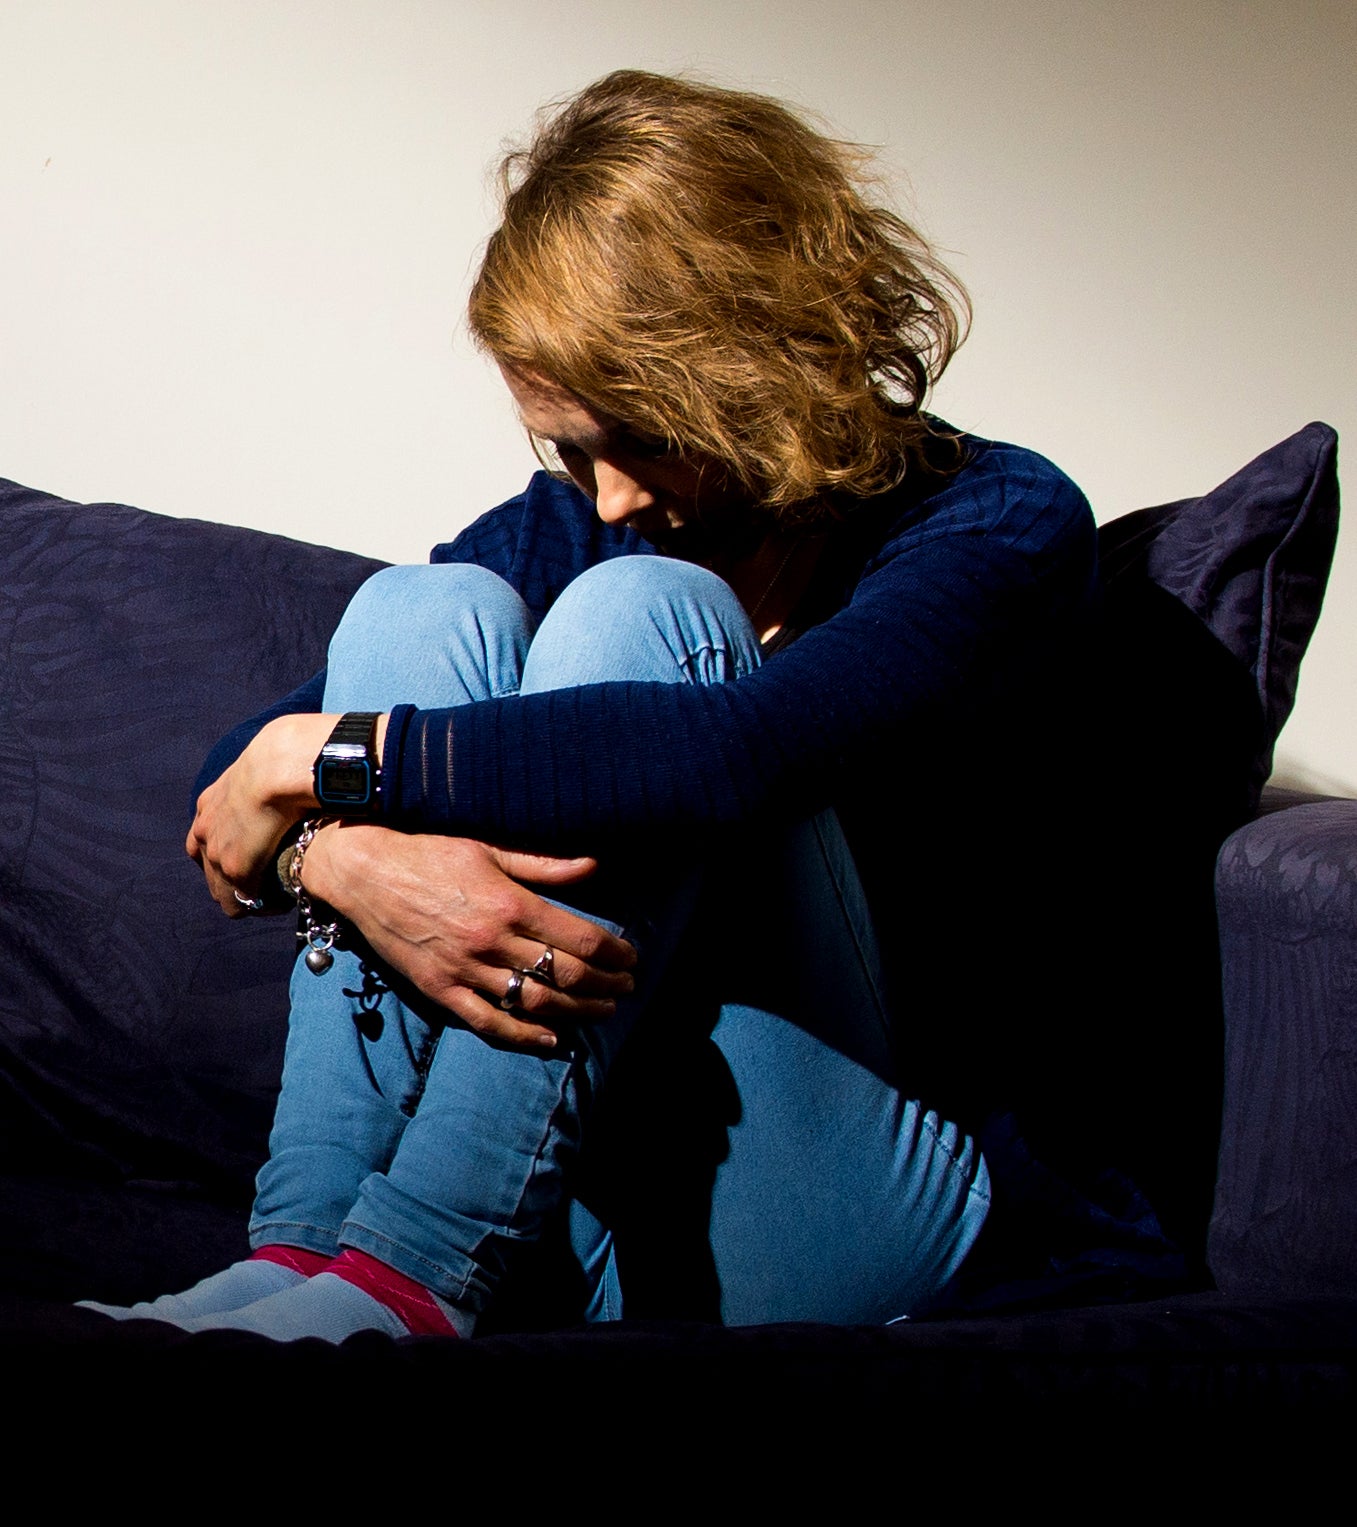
left=300, top=821, right=637, bottom=1051
left=186, top=713, right=342, bottom=915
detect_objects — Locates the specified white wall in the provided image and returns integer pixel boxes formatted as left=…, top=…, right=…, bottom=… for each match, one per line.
left=3, top=0, right=1353, bottom=789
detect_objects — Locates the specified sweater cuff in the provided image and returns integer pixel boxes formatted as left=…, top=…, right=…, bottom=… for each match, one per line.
left=380, top=704, right=418, bottom=822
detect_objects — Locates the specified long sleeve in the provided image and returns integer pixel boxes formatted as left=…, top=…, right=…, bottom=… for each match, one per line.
left=385, top=437, right=1099, bottom=853
left=191, top=472, right=645, bottom=802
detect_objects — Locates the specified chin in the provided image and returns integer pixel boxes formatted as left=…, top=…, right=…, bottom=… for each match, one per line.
left=645, top=516, right=763, bottom=566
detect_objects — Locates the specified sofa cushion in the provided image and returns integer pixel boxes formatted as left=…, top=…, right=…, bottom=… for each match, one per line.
left=0, top=479, right=384, bottom=1194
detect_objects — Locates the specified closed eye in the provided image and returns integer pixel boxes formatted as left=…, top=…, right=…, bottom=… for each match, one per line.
left=550, top=433, right=676, bottom=467
left=615, top=430, right=676, bottom=462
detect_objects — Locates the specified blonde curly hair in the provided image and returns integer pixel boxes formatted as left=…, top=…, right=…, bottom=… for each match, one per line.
left=468, top=70, right=969, bottom=518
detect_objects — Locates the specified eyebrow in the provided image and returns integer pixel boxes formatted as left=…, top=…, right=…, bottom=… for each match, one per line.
left=544, top=423, right=671, bottom=457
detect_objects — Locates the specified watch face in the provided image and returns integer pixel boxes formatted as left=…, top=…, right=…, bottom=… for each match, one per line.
left=317, top=750, right=372, bottom=806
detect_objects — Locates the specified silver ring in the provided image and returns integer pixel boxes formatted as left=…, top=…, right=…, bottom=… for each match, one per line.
left=528, top=946, right=557, bottom=987
left=500, top=969, right=526, bottom=1011
left=234, top=890, right=267, bottom=914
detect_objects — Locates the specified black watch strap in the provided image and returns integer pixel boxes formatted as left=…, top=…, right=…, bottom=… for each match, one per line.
left=312, top=711, right=381, bottom=814
left=328, top=711, right=379, bottom=749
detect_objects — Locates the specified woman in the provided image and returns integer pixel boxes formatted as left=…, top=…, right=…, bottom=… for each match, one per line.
left=83, top=70, right=1103, bottom=1340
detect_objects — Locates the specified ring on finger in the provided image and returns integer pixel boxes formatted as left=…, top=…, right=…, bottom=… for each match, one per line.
left=233, top=890, right=267, bottom=915
left=527, top=946, right=557, bottom=987
left=500, top=969, right=526, bottom=1012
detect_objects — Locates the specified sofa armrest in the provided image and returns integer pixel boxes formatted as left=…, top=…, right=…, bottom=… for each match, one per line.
left=1209, top=799, right=1357, bottom=1295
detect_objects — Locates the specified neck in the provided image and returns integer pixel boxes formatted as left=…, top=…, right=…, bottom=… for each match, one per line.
left=722, top=526, right=826, bottom=644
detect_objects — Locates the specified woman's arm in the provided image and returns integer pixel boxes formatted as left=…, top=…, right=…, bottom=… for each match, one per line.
left=190, top=440, right=1096, bottom=872
left=186, top=443, right=1092, bottom=1045
left=193, top=668, right=329, bottom=804
left=185, top=478, right=649, bottom=1048
left=186, top=714, right=636, bottom=1050
left=387, top=439, right=1100, bottom=852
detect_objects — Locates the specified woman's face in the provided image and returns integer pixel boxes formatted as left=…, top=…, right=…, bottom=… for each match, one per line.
left=500, top=367, right=753, bottom=562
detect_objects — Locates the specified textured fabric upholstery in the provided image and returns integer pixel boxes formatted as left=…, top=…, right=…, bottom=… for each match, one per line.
left=0, top=479, right=384, bottom=1193
left=1097, top=421, right=1339, bottom=799
left=1211, top=800, right=1357, bottom=1296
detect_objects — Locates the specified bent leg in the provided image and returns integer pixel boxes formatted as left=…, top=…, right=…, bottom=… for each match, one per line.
left=527, top=578, right=989, bottom=1325
left=578, top=807, right=990, bottom=1328
left=250, top=565, right=536, bottom=1257
left=80, top=563, right=537, bottom=1323
left=705, top=812, right=989, bottom=1324
left=336, top=557, right=764, bottom=1317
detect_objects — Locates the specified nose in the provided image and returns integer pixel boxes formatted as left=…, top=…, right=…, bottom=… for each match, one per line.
left=592, top=460, right=656, bottom=526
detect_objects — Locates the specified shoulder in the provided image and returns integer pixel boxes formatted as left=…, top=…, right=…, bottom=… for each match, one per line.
left=805, top=426, right=1098, bottom=640
left=858, top=427, right=1096, bottom=585
left=912, top=428, right=1091, bottom=545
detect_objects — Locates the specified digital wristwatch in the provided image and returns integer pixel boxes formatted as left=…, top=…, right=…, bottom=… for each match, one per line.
left=312, top=711, right=381, bottom=815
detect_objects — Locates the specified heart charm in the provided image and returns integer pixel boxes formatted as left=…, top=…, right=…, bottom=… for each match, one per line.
left=305, top=945, right=334, bottom=975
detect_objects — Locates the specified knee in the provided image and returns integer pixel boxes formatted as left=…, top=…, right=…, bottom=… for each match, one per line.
left=524, top=557, right=761, bottom=689
left=551, top=557, right=742, bottom=621
left=331, top=565, right=526, bottom=662
left=325, top=564, right=534, bottom=710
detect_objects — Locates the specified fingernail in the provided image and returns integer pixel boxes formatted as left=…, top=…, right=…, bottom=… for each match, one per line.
left=538, top=1032, right=557, bottom=1049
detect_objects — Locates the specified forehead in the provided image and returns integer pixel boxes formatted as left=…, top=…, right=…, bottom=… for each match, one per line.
left=500, top=367, right=613, bottom=445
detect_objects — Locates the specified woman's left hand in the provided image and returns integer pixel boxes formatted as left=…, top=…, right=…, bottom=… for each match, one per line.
left=186, top=713, right=340, bottom=913
left=300, top=821, right=637, bottom=1049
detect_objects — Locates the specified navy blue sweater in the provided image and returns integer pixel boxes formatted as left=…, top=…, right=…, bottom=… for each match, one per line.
left=205, top=432, right=1096, bottom=850
left=393, top=436, right=1096, bottom=846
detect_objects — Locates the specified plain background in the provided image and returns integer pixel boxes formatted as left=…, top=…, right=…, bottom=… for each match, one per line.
left=2, top=0, right=1352, bottom=790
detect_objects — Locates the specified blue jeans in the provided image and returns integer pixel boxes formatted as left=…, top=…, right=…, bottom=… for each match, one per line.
left=250, top=558, right=990, bottom=1326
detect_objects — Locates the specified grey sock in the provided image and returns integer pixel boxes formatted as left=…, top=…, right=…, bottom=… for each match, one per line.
left=173, top=1270, right=473, bottom=1342
left=76, top=1258, right=306, bottom=1323
left=175, top=1272, right=414, bottom=1342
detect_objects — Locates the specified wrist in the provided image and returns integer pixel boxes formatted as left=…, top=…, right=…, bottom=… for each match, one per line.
left=296, top=818, right=342, bottom=905
left=255, top=711, right=389, bottom=817
left=299, top=819, right=384, bottom=915
left=258, top=713, right=333, bottom=816
left=312, top=711, right=391, bottom=817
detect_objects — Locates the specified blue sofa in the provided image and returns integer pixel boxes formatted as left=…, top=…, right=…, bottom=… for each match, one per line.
left=0, top=425, right=1350, bottom=1449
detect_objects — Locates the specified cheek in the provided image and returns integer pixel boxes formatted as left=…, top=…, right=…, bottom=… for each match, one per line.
left=655, top=463, right=719, bottom=515
left=556, top=453, right=597, bottom=499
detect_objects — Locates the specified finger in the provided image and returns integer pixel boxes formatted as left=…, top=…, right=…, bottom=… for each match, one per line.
left=501, top=938, right=634, bottom=1000
left=527, top=902, right=638, bottom=973
left=452, top=946, right=625, bottom=1018
left=495, top=969, right=622, bottom=1023
left=442, top=985, right=561, bottom=1053
left=203, top=860, right=253, bottom=919
left=491, top=849, right=599, bottom=886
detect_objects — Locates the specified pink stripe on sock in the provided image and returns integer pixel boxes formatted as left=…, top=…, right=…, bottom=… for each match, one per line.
left=326, top=1249, right=459, bottom=1338
left=250, top=1245, right=332, bottom=1278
